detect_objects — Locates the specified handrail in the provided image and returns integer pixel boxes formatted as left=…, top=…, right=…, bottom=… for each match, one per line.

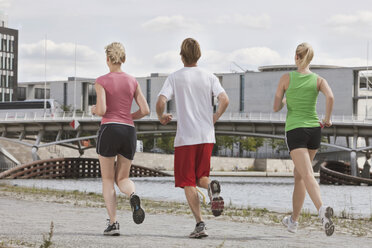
left=0, top=111, right=371, bottom=125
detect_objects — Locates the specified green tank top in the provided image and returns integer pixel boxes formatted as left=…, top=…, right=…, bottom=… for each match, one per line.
left=285, top=71, right=320, bottom=132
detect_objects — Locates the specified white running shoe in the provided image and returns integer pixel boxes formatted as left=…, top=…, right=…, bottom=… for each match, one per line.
left=319, top=206, right=335, bottom=236
left=282, top=216, right=298, bottom=233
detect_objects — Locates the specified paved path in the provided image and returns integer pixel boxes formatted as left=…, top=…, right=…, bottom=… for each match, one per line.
left=0, top=196, right=371, bottom=248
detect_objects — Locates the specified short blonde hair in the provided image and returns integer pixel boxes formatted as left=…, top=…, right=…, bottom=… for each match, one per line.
left=296, top=42, right=314, bottom=68
left=105, top=42, right=126, bottom=64
left=180, top=38, right=201, bottom=65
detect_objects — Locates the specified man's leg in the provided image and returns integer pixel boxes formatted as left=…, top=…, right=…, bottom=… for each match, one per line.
left=196, top=144, right=224, bottom=217
left=184, top=186, right=203, bottom=223
left=175, top=145, right=208, bottom=238
left=196, top=176, right=210, bottom=189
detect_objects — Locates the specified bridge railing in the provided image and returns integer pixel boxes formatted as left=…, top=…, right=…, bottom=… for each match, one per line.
left=0, top=111, right=372, bottom=125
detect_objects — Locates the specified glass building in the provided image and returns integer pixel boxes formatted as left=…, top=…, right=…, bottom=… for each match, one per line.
left=0, top=13, right=18, bottom=102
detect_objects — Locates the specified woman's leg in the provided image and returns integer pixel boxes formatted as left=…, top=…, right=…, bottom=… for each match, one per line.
left=99, top=155, right=117, bottom=224
left=290, top=148, right=323, bottom=211
left=292, top=167, right=306, bottom=221
left=115, top=154, right=135, bottom=196
left=291, top=148, right=319, bottom=221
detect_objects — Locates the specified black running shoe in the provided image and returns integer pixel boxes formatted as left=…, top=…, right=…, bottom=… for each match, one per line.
left=208, top=180, right=224, bottom=217
left=189, top=221, right=208, bottom=238
left=130, top=194, right=145, bottom=224
left=103, top=220, right=120, bottom=236
left=319, top=206, right=335, bottom=236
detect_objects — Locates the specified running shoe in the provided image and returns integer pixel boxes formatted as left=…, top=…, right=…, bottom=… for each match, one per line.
left=208, top=180, right=224, bottom=217
left=103, top=220, right=120, bottom=236
left=282, top=215, right=298, bottom=233
left=189, top=221, right=208, bottom=238
left=319, top=206, right=335, bottom=236
left=130, top=193, right=145, bottom=224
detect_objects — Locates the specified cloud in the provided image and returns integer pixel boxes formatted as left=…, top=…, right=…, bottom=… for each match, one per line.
left=327, top=11, right=372, bottom=37
left=151, top=46, right=368, bottom=74
left=21, top=40, right=99, bottom=61
left=215, top=14, right=271, bottom=29
left=314, top=54, right=367, bottom=67
left=142, top=15, right=202, bottom=32
left=0, top=0, right=11, bottom=8
left=19, top=40, right=105, bottom=81
left=151, top=46, right=285, bottom=73
left=152, top=50, right=181, bottom=72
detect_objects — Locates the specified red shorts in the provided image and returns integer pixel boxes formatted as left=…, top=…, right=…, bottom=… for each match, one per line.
left=174, top=143, right=214, bottom=188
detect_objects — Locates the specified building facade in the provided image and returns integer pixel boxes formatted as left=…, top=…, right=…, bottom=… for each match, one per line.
left=0, top=14, right=18, bottom=102
left=18, top=65, right=372, bottom=118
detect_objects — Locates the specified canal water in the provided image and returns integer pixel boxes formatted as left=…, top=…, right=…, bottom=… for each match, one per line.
left=3, top=177, right=372, bottom=218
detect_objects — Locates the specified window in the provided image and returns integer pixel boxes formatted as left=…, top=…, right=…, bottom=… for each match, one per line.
left=10, top=40, right=14, bottom=53
left=239, top=75, right=245, bottom=112
left=4, top=93, right=9, bottom=102
left=35, top=88, right=50, bottom=99
left=360, top=77, right=372, bottom=89
left=1, top=75, right=5, bottom=88
left=2, top=39, right=6, bottom=51
left=166, top=101, right=171, bottom=113
left=17, top=87, right=26, bottom=101
left=146, top=79, right=151, bottom=108
left=63, top=83, right=67, bottom=106
left=88, top=84, right=96, bottom=105
left=9, top=76, right=13, bottom=88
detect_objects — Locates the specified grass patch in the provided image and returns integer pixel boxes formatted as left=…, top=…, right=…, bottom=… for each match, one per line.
left=40, top=222, right=54, bottom=248
left=1, top=183, right=372, bottom=237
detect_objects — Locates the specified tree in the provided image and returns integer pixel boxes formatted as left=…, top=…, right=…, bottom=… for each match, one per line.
left=156, top=135, right=175, bottom=153
left=268, top=138, right=287, bottom=152
left=137, top=134, right=154, bottom=152
left=240, top=137, right=264, bottom=152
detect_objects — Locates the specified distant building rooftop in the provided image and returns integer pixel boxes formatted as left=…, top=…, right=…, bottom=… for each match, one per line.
left=258, top=65, right=344, bottom=72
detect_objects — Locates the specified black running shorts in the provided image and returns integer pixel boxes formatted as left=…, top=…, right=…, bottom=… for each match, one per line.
left=285, top=127, right=321, bottom=152
left=96, top=123, right=137, bottom=160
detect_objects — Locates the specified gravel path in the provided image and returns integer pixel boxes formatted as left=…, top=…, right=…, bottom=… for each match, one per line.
left=0, top=196, right=371, bottom=248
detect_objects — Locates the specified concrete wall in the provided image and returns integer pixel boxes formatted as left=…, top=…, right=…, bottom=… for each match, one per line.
left=18, top=67, right=358, bottom=117
left=131, top=152, right=294, bottom=172
left=215, top=68, right=355, bottom=115
left=312, top=68, right=354, bottom=116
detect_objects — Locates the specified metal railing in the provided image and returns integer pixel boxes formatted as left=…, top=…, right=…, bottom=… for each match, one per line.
left=0, top=111, right=372, bottom=125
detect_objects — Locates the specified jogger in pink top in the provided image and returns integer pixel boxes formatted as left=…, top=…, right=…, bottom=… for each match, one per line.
left=92, top=42, right=150, bottom=236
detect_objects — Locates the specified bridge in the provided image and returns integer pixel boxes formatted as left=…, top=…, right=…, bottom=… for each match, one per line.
left=0, top=111, right=371, bottom=177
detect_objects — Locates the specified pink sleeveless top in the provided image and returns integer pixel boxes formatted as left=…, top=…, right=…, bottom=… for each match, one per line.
left=96, top=72, right=138, bottom=126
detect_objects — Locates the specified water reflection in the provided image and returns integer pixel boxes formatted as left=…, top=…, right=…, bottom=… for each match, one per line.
left=3, top=177, right=372, bottom=218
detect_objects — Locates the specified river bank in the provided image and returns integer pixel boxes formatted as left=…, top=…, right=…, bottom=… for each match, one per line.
left=0, top=183, right=371, bottom=248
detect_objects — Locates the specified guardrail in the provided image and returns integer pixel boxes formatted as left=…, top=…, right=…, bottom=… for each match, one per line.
left=0, top=157, right=171, bottom=179
left=0, top=111, right=372, bottom=125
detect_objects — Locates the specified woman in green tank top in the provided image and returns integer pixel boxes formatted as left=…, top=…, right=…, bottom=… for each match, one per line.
left=273, top=43, right=335, bottom=236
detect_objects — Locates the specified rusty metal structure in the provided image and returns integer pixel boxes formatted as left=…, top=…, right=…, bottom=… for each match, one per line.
left=320, top=161, right=372, bottom=186
left=0, top=157, right=170, bottom=179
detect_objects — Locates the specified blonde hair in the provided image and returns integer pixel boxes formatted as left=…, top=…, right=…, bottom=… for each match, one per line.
left=105, top=42, right=126, bottom=64
left=296, top=42, right=314, bottom=68
left=180, top=38, right=201, bottom=65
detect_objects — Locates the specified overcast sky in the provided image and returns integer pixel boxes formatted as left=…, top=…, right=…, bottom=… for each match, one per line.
left=2, top=0, right=372, bottom=81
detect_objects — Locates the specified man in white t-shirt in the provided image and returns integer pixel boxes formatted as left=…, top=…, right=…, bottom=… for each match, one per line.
left=156, top=38, right=229, bottom=239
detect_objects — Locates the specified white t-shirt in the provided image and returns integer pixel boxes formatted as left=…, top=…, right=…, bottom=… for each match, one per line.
left=158, top=67, right=225, bottom=147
